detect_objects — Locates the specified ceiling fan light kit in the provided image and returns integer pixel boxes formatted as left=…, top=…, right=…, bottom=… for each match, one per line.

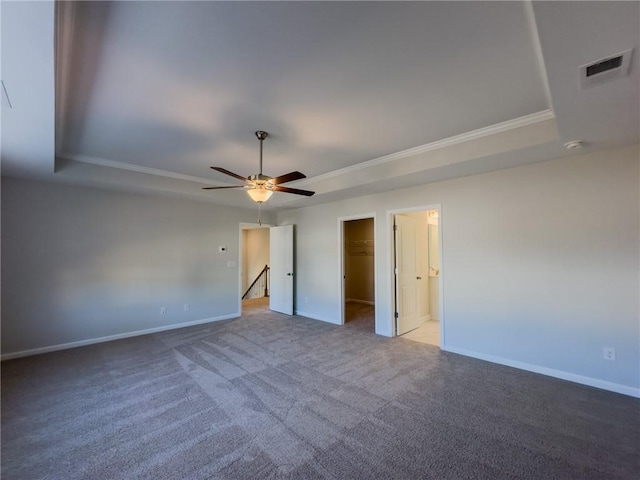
left=203, top=131, right=315, bottom=205
left=246, top=187, right=273, bottom=203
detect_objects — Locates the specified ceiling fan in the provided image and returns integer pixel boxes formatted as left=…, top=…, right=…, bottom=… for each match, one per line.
left=203, top=131, right=315, bottom=203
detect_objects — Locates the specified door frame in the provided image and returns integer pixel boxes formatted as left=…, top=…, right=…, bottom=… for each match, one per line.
left=387, top=204, right=444, bottom=347
left=338, top=213, right=377, bottom=327
left=238, top=222, right=272, bottom=314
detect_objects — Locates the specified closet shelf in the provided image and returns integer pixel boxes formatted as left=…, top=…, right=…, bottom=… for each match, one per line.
left=345, top=240, right=374, bottom=256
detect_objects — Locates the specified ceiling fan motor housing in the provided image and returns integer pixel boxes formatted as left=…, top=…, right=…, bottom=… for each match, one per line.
left=248, top=173, right=273, bottom=184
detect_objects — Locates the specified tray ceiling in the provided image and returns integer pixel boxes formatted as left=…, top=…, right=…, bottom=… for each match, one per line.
left=2, top=1, right=638, bottom=210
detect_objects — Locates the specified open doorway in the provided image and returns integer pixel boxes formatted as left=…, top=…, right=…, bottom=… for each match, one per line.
left=240, top=225, right=271, bottom=313
left=341, top=216, right=376, bottom=330
left=392, top=208, right=442, bottom=347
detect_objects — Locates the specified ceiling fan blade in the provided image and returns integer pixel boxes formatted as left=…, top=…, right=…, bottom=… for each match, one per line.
left=270, top=171, right=306, bottom=185
left=273, top=185, right=315, bottom=197
left=210, top=167, right=248, bottom=182
left=202, top=185, right=245, bottom=190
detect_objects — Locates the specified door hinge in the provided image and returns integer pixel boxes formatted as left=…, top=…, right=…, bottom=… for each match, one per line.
left=393, top=224, right=398, bottom=231
left=394, top=311, right=399, bottom=319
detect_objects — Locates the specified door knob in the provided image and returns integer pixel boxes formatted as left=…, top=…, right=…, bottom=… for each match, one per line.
left=417, top=276, right=422, bottom=280
left=287, top=272, right=293, bottom=276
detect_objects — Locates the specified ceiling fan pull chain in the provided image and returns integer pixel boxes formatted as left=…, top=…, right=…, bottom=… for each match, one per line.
left=257, top=202, right=262, bottom=226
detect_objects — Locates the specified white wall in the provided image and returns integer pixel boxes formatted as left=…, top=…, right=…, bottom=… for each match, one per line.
left=1, top=177, right=275, bottom=357
left=278, top=144, right=640, bottom=395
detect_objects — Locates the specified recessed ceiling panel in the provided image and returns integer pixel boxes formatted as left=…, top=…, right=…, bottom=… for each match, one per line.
left=59, top=1, right=549, bottom=181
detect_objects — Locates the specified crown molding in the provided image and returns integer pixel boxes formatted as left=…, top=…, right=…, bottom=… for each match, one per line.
left=57, top=110, right=555, bottom=194
left=55, top=153, right=225, bottom=187
left=293, top=110, right=555, bottom=187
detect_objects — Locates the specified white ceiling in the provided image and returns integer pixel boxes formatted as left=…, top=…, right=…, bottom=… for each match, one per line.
left=2, top=1, right=638, bottom=210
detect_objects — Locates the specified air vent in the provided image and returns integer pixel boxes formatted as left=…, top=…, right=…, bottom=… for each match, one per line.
left=581, top=49, right=633, bottom=89
left=586, top=56, right=622, bottom=77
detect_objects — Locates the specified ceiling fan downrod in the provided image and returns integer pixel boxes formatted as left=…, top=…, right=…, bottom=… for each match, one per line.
left=255, top=130, right=268, bottom=175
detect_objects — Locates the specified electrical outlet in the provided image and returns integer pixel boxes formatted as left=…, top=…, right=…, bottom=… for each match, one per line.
left=603, top=347, right=616, bottom=361
left=183, top=303, right=189, bottom=312
left=160, top=307, right=166, bottom=315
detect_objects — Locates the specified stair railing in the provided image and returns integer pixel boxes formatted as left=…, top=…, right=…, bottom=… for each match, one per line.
left=242, top=264, right=270, bottom=299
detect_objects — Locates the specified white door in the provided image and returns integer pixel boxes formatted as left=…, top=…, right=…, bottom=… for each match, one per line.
left=270, top=225, right=294, bottom=315
left=395, top=214, right=422, bottom=335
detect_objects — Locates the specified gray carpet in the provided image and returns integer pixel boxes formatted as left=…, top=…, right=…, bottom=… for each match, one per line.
left=2, top=301, right=639, bottom=479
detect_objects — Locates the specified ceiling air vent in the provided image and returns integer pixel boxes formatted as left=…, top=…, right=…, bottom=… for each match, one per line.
left=580, top=49, right=633, bottom=89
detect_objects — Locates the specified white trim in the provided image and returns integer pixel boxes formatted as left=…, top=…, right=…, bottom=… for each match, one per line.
left=345, top=299, right=375, bottom=306
left=338, top=213, right=377, bottom=327
left=387, top=204, right=442, bottom=216
left=442, top=346, right=640, bottom=398
left=57, top=153, right=224, bottom=187
left=436, top=207, right=445, bottom=348
left=0, top=313, right=239, bottom=361
left=294, top=110, right=555, bottom=187
left=387, top=203, right=444, bottom=342
left=390, top=212, right=399, bottom=336
left=337, top=213, right=378, bottom=222
left=58, top=110, right=555, bottom=199
left=238, top=222, right=272, bottom=314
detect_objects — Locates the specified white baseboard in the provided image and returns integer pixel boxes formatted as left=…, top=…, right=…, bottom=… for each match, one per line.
left=295, top=310, right=340, bottom=325
left=441, top=345, right=640, bottom=398
left=345, top=299, right=375, bottom=305
left=0, top=313, right=239, bottom=361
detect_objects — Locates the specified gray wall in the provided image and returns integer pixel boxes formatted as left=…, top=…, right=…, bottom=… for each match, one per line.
left=1, top=178, right=274, bottom=355
left=3, top=144, right=638, bottom=395
left=278, top=144, right=640, bottom=395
